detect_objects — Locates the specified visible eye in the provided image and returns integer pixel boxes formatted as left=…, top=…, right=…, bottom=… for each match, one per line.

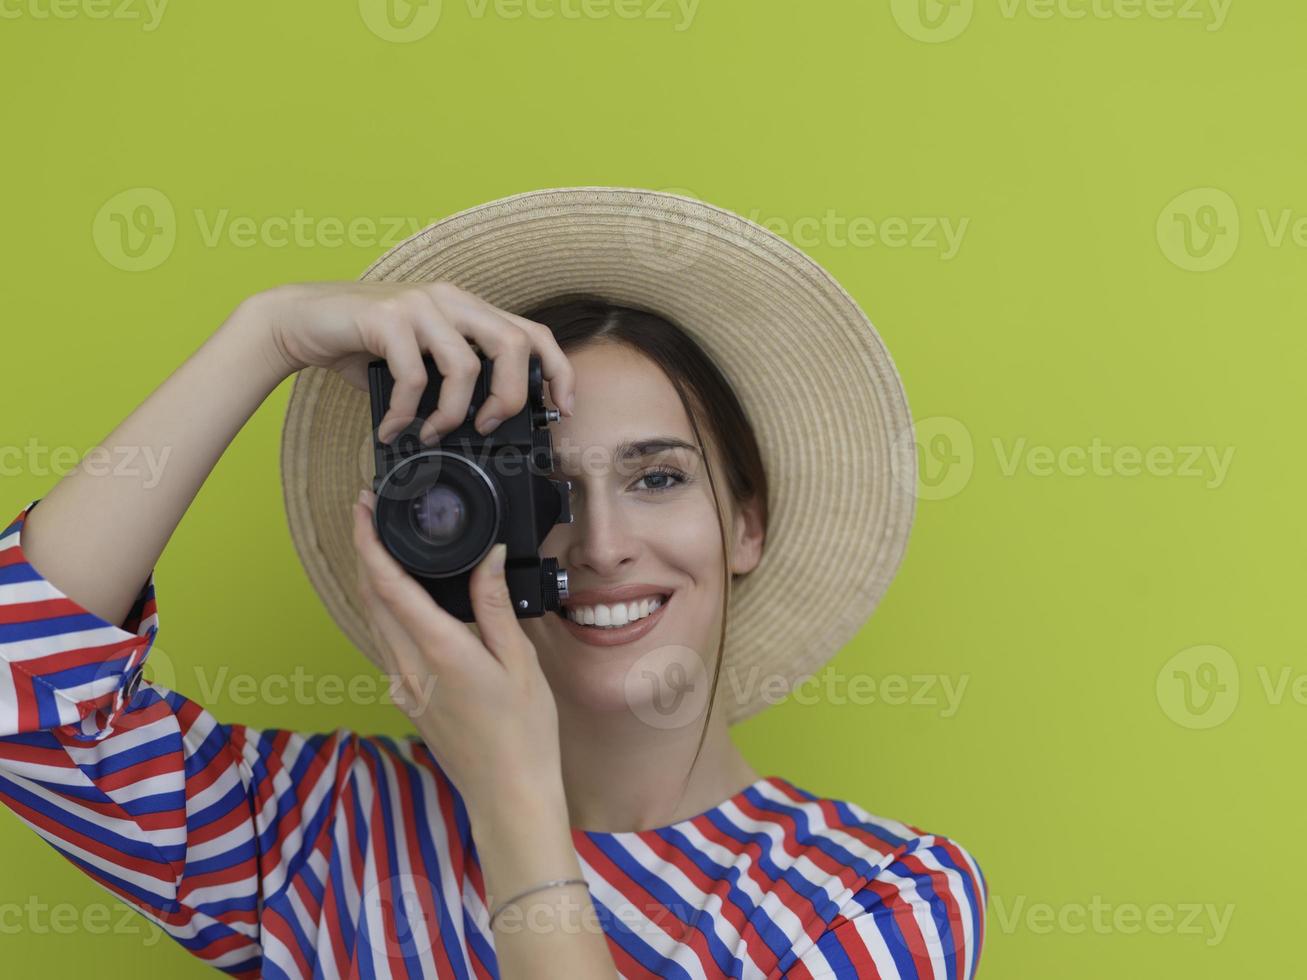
left=633, top=465, right=690, bottom=494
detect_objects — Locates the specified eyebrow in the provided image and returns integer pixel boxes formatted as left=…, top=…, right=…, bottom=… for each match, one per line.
left=615, top=438, right=701, bottom=460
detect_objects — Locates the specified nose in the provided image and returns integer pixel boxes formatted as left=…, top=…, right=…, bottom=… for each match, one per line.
left=562, top=490, right=640, bottom=577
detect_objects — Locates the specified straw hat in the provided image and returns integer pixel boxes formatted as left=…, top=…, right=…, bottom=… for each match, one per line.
left=279, top=186, right=917, bottom=727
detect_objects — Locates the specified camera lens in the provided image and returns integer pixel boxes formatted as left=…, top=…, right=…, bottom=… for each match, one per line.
left=374, top=450, right=501, bottom=578
left=410, top=484, right=466, bottom=546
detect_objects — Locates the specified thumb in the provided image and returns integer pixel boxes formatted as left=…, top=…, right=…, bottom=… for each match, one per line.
left=470, top=543, right=524, bottom=665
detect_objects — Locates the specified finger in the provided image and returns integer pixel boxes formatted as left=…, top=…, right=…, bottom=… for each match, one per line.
left=474, top=332, right=530, bottom=437
left=417, top=285, right=545, bottom=432
left=352, top=495, right=498, bottom=681
left=352, top=496, right=456, bottom=646
left=354, top=539, right=408, bottom=675
left=414, top=332, right=481, bottom=446
left=355, top=551, right=436, bottom=721
left=468, top=542, right=530, bottom=671
left=495, top=310, right=577, bottom=418
left=370, top=322, right=427, bottom=444
left=388, top=290, right=483, bottom=446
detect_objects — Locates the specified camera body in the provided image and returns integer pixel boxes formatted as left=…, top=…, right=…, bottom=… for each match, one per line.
left=368, top=351, right=572, bottom=622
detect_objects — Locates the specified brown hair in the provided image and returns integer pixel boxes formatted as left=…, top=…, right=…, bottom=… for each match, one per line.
left=519, top=293, right=770, bottom=794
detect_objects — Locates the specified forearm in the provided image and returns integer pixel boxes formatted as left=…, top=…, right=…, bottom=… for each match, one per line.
left=20, top=293, right=291, bottom=628
left=470, top=786, right=618, bottom=980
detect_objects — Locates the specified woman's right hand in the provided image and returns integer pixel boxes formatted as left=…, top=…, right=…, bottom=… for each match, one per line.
left=246, top=280, right=576, bottom=445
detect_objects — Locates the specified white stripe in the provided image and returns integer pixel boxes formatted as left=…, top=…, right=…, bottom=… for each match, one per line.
left=373, top=740, right=438, bottom=980
left=407, top=737, right=475, bottom=956
left=184, top=872, right=262, bottom=928
left=0, top=619, right=138, bottom=659
left=877, top=862, right=952, bottom=979
left=0, top=661, right=23, bottom=737
left=3, top=792, right=175, bottom=897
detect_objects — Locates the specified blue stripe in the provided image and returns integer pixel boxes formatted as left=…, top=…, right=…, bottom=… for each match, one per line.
left=588, top=832, right=744, bottom=976
left=657, top=824, right=793, bottom=961
left=0, top=610, right=122, bottom=643
left=585, top=891, right=696, bottom=980
left=392, top=736, right=470, bottom=980
left=0, top=770, right=176, bottom=866
left=360, top=736, right=432, bottom=978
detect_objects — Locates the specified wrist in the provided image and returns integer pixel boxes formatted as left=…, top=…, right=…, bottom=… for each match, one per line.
left=472, top=791, right=582, bottom=921
left=222, top=287, right=302, bottom=386
left=467, top=774, right=570, bottom=840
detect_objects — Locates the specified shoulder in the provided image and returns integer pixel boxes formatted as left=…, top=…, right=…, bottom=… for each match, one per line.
left=759, top=777, right=987, bottom=979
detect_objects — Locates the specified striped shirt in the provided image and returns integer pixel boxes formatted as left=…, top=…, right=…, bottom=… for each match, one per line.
left=0, top=499, right=987, bottom=979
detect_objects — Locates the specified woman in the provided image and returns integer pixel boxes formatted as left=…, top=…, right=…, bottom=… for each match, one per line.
left=0, top=188, right=986, bottom=979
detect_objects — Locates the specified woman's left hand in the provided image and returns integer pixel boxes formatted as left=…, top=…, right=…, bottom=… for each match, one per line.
left=350, top=488, right=565, bottom=819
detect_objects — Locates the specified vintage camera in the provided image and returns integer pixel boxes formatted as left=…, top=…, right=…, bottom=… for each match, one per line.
left=368, top=350, right=572, bottom=622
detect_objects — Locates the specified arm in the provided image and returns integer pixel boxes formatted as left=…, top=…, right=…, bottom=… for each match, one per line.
left=0, top=501, right=353, bottom=976
left=471, top=785, right=619, bottom=979
left=19, top=293, right=287, bottom=630
left=772, top=835, right=988, bottom=979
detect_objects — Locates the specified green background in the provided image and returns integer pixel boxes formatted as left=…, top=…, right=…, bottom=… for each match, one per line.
left=1, top=0, right=1298, bottom=975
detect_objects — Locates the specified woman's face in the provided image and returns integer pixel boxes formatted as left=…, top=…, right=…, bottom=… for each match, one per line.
left=519, top=341, right=763, bottom=724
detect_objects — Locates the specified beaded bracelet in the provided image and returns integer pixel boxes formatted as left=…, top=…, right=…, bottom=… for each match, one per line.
left=488, top=877, right=589, bottom=931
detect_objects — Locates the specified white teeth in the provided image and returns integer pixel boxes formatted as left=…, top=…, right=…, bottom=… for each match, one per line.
left=567, top=595, right=665, bottom=629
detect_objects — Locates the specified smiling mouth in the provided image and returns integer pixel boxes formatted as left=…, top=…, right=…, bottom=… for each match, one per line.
left=563, top=593, right=670, bottom=629
left=556, top=593, right=673, bottom=646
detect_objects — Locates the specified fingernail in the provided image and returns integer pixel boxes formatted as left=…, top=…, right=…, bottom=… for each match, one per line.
left=358, top=490, right=368, bottom=506
left=490, top=543, right=506, bottom=574
left=477, top=416, right=501, bottom=435
left=564, top=393, right=575, bottom=416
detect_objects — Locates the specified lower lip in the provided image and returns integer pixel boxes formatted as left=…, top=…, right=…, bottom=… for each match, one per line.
left=556, top=595, right=671, bottom=647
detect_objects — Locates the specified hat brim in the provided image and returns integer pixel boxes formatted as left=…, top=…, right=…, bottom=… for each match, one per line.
left=280, top=186, right=917, bottom=726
